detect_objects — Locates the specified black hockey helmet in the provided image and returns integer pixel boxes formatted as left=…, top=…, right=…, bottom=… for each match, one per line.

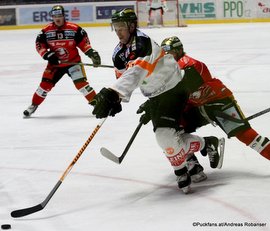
left=111, top=8, right=137, bottom=26
left=161, top=36, right=183, bottom=52
left=50, top=5, right=65, bottom=17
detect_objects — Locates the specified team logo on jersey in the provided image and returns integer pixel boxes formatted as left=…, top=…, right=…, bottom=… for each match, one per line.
left=55, top=47, right=69, bottom=60
left=128, top=51, right=136, bottom=60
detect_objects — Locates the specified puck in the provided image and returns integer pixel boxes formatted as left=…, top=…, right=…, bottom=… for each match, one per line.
left=1, top=224, right=11, bottom=230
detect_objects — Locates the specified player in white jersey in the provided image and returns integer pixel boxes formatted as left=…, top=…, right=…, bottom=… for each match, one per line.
left=90, top=9, right=224, bottom=193
left=146, top=0, right=168, bottom=27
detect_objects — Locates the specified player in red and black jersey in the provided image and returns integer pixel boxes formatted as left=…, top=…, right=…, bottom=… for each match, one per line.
left=160, top=36, right=270, bottom=165
left=23, top=5, right=101, bottom=117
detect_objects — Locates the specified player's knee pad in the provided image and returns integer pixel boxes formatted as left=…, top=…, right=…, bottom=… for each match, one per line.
left=155, top=127, right=183, bottom=153
left=68, top=64, right=86, bottom=82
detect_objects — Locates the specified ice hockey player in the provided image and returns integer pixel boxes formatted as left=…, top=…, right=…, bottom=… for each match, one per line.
left=23, top=5, right=101, bottom=117
left=140, top=36, right=269, bottom=165
left=90, top=8, right=225, bottom=194
left=146, top=0, right=168, bottom=27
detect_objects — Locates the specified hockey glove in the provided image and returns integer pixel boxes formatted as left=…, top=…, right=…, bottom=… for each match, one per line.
left=91, top=88, right=122, bottom=118
left=136, top=100, right=151, bottom=125
left=85, top=48, right=101, bottom=67
left=43, top=51, right=59, bottom=65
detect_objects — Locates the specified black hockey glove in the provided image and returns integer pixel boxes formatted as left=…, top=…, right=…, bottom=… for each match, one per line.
left=90, top=88, right=122, bottom=118
left=85, top=48, right=101, bottom=67
left=136, top=100, right=151, bottom=125
left=43, top=51, right=59, bottom=65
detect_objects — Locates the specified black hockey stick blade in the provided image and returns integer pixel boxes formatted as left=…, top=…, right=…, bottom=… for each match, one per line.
left=10, top=118, right=107, bottom=218
left=100, top=147, right=121, bottom=164
left=11, top=204, right=44, bottom=218
left=11, top=180, right=62, bottom=218
left=100, top=122, right=143, bottom=164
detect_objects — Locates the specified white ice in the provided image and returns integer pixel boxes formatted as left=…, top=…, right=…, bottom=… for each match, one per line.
left=0, top=23, right=270, bottom=231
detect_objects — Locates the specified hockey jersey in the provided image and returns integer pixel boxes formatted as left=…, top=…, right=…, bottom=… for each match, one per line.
left=111, top=29, right=182, bottom=102
left=178, top=54, right=232, bottom=106
left=147, top=0, right=167, bottom=9
left=36, top=21, right=92, bottom=63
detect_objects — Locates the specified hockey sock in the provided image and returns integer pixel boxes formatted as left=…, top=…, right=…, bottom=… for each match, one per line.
left=32, top=82, right=54, bottom=105
left=260, top=140, right=270, bottom=160
left=74, top=82, right=96, bottom=103
left=236, top=128, right=258, bottom=145
left=236, top=128, right=270, bottom=160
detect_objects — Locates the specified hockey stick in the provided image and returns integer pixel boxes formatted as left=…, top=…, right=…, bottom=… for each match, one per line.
left=214, top=107, right=270, bottom=123
left=56, top=62, right=114, bottom=68
left=100, top=121, right=143, bottom=164
left=10, top=117, right=107, bottom=218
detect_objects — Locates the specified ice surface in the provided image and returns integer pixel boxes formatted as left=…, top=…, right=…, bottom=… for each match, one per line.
left=0, top=23, right=270, bottom=231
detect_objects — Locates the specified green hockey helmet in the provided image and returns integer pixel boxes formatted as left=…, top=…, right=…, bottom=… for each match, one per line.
left=50, top=5, right=65, bottom=17
left=111, top=8, right=137, bottom=25
left=161, top=36, right=183, bottom=51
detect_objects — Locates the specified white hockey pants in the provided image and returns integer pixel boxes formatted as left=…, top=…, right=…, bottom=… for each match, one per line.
left=155, top=127, right=205, bottom=170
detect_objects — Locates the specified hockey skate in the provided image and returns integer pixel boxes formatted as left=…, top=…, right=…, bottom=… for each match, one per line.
left=23, top=104, right=38, bottom=117
left=186, top=155, right=207, bottom=183
left=201, top=137, right=225, bottom=169
left=175, top=167, right=191, bottom=194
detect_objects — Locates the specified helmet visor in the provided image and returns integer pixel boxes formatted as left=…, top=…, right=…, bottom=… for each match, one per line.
left=161, top=44, right=172, bottom=52
left=50, top=8, right=64, bottom=18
